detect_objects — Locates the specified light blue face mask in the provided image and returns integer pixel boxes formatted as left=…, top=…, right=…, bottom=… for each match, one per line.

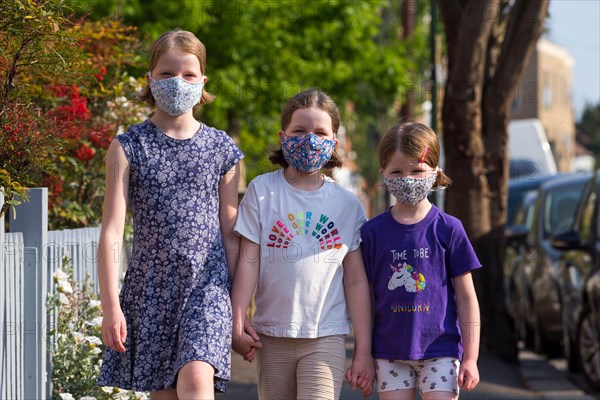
left=149, top=75, right=204, bottom=116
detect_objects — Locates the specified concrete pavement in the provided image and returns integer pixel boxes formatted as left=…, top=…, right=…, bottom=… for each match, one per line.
left=217, top=337, right=600, bottom=399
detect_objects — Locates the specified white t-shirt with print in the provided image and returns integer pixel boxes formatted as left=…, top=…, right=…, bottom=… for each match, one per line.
left=234, top=169, right=367, bottom=339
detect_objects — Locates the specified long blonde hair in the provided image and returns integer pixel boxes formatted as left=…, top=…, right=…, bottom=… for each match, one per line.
left=139, top=29, right=215, bottom=106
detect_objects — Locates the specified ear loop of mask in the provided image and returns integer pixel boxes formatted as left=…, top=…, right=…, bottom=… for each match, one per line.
left=419, top=146, right=445, bottom=191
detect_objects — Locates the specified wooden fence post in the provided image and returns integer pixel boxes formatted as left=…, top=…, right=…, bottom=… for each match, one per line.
left=9, top=188, right=49, bottom=400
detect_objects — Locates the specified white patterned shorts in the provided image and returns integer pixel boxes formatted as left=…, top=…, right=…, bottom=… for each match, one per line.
left=375, top=357, right=460, bottom=395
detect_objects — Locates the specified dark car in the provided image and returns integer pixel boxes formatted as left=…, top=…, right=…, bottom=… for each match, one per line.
left=507, top=175, right=555, bottom=226
left=506, top=173, right=591, bottom=356
left=504, top=189, right=539, bottom=344
left=504, top=175, right=555, bottom=343
left=552, top=171, right=600, bottom=390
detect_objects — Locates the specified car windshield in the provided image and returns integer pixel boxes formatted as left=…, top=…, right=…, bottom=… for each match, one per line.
left=543, top=185, right=584, bottom=238
left=508, top=183, right=540, bottom=225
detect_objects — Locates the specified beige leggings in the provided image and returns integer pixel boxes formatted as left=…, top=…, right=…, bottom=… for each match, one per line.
left=256, top=333, right=346, bottom=400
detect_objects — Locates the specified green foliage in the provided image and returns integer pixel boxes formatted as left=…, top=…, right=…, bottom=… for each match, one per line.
left=577, top=102, right=600, bottom=169
left=48, top=258, right=148, bottom=400
left=78, top=0, right=428, bottom=187
left=0, top=0, right=87, bottom=216
left=44, top=20, right=148, bottom=229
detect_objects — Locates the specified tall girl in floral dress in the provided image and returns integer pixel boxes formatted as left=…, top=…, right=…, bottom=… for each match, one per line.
left=96, top=29, right=243, bottom=399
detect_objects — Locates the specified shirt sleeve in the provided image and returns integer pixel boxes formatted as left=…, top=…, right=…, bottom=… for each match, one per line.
left=360, top=224, right=373, bottom=283
left=219, top=130, right=244, bottom=177
left=446, top=220, right=482, bottom=278
left=348, top=198, right=367, bottom=252
left=234, top=180, right=261, bottom=244
left=115, top=132, right=135, bottom=165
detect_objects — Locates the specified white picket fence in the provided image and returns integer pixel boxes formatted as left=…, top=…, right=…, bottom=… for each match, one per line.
left=1, top=189, right=103, bottom=399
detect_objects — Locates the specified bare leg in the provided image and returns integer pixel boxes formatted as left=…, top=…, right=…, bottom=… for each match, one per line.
left=378, top=389, right=417, bottom=400
left=421, top=391, right=458, bottom=400
left=177, top=360, right=215, bottom=400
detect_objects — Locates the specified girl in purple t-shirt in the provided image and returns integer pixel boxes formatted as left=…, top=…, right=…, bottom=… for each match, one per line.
left=360, top=122, right=482, bottom=399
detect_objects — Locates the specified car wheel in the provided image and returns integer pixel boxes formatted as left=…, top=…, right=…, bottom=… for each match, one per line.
left=532, top=306, right=562, bottom=358
left=577, top=307, right=600, bottom=390
left=563, top=323, right=579, bottom=372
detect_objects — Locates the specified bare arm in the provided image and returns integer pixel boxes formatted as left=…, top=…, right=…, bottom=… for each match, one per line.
left=343, top=247, right=374, bottom=396
left=231, top=236, right=262, bottom=356
left=454, top=271, right=481, bottom=391
left=219, top=163, right=241, bottom=278
left=98, top=139, right=129, bottom=352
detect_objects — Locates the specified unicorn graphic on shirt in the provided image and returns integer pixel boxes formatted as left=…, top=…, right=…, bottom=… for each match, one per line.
left=388, top=262, right=426, bottom=292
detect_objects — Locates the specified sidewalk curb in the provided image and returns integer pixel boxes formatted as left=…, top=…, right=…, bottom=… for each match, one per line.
left=519, top=350, right=596, bottom=399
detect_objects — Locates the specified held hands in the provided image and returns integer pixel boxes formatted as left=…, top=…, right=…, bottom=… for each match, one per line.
left=458, top=359, right=479, bottom=391
left=101, top=307, right=127, bottom=352
left=345, top=352, right=375, bottom=398
left=232, top=316, right=262, bottom=362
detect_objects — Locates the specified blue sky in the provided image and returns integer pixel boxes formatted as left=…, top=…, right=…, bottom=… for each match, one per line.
left=545, top=0, right=600, bottom=119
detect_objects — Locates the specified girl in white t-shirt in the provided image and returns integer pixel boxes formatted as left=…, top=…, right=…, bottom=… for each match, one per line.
left=231, top=89, right=374, bottom=399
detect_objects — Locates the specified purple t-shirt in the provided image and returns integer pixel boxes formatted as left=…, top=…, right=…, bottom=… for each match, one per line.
left=361, top=205, right=481, bottom=361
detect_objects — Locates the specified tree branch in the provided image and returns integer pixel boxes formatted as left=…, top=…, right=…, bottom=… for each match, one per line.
left=438, top=0, right=463, bottom=67
left=487, top=0, right=549, bottom=109
left=444, top=0, right=500, bottom=105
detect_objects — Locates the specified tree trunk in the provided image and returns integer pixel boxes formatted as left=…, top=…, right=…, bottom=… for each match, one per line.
left=439, top=0, right=548, bottom=362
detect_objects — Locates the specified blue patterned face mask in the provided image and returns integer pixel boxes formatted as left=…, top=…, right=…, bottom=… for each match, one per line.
left=384, top=167, right=438, bottom=206
left=149, top=75, right=204, bottom=116
left=281, top=133, right=336, bottom=173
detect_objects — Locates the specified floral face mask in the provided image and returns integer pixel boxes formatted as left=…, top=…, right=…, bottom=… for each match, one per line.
left=280, top=133, right=336, bottom=173
left=384, top=167, right=439, bottom=206
left=149, top=75, right=204, bottom=116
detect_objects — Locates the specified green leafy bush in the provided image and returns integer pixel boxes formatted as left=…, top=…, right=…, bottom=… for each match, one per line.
left=48, top=258, right=148, bottom=400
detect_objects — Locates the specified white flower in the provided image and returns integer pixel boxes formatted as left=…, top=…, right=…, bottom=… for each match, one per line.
left=54, top=269, right=69, bottom=282
left=90, top=346, right=102, bottom=355
left=58, top=280, right=73, bottom=294
left=135, top=392, right=149, bottom=400
left=59, top=293, right=69, bottom=305
left=88, top=300, right=101, bottom=309
left=73, top=332, right=85, bottom=343
left=59, top=394, right=75, bottom=400
left=114, top=392, right=129, bottom=400
left=87, top=316, right=103, bottom=327
left=79, top=397, right=97, bottom=400
left=100, top=387, right=114, bottom=393
left=86, top=335, right=103, bottom=346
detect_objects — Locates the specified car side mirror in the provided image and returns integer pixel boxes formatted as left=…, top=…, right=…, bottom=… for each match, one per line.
left=505, top=224, right=527, bottom=242
left=550, top=231, right=583, bottom=251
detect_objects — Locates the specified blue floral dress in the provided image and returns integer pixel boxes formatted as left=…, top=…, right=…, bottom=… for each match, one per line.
left=97, top=119, right=243, bottom=392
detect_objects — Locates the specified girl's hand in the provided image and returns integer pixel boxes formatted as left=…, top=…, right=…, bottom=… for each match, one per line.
left=101, top=307, right=127, bottom=352
left=458, top=359, right=479, bottom=391
left=242, top=316, right=260, bottom=362
left=345, top=353, right=375, bottom=397
left=232, top=317, right=262, bottom=362
left=232, top=331, right=262, bottom=362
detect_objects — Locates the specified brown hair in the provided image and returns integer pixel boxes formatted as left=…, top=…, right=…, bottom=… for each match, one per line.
left=377, top=122, right=451, bottom=189
left=139, top=29, right=215, bottom=106
left=269, top=89, right=343, bottom=169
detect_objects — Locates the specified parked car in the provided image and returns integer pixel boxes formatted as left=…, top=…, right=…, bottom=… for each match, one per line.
left=505, top=173, right=591, bottom=356
left=504, top=189, right=538, bottom=344
left=552, top=172, right=600, bottom=390
left=504, top=175, right=555, bottom=344
left=506, top=175, right=555, bottom=226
